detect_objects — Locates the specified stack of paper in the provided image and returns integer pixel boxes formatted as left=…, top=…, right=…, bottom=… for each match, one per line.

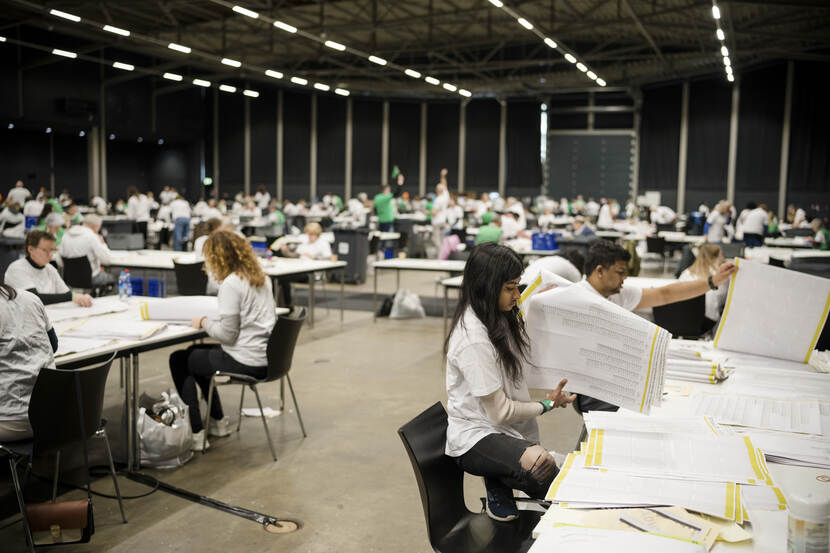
left=523, top=282, right=671, bottom=414
left=582, top=411, right=721, bottom=437
left=47, top=297, right=129, bottom=323
left=61, top=318, right=167, bottom=341
left=743, top=430, right=830, bottom=469
left=139, top=296, right=219, bottom=323
left=689, top=391, right=823, bottom=435
left=528, top=524, right=707, bottom=553
left=665, top=358, right=730, bottom=384
left=55, top=336, right=116, bottom=357
left=713, top=259, right=830, bottom=362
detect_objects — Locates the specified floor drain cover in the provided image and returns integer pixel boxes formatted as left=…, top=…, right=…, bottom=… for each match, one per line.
left=265, top=520, right=300, bottom=534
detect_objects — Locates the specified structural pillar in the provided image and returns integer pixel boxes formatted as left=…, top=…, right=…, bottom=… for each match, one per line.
left=381, top=100, right=390, bottom=187
left=676, top=81, right=689, bottom=214
left=726, top=79, right=740, bottom=205
left=498, top=100, right=507, bottom=197
left=276, top=90, right=284, bottom=202
left=310, top=94, right=317, bottom=201
left=458, top=101, right=467, bottom=192
left=419, top=102, right=427, bottom=197
left=777, top=61, right=794, bottom=220
left=244, top=96, right=251, bottom=196
left=345, top=97, right=353, bottom=200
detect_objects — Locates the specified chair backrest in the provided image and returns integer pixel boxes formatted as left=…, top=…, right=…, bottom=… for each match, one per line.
left=398, top=402, right=468, bottom=548
left=645, top=236, right=667, bottom=254
left=719, top=243, right=745, bottom=259
left=28, top=354, right=115, bottom=456
left=173, top=261, right=208, bottom=296
left=652, top=294, right=707, bottom=338
left=264, top=306, right=307, bottom=381
left=62, top=255, right=94, bottom=289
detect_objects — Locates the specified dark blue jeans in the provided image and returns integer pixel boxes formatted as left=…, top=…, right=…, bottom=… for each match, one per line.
left=173, top=217, right=190, bottom=251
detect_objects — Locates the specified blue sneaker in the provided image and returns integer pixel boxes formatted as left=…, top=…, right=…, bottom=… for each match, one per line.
left=485, top=487, right=519, bottom=522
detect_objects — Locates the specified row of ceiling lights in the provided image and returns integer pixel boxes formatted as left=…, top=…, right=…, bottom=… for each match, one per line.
left=711, top=2, right=735, bottom=82
left=7, top=122, right=166, bottom=144
left=223, top=2, right=472, bottom=97
left=487, top=0, right=607, bottom=87
left=33, top=8, right=351, bottom=97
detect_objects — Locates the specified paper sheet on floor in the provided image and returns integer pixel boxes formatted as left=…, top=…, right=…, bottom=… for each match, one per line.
left=528, top=524, right=707, bottom=553
left=523, top=282, right=670, bottom=414
left=139, top=296, right=219, bottom=323
left=689, top=391, right=823, bottom=435
left=46, top=296, right=129, bottom=322
left=713, top=259, right=830, bottom=362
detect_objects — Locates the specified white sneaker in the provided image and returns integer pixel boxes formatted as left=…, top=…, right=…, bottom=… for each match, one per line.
left=191, top=429, right=210, bottom=451
left=209, top=416, right=232, bottom=438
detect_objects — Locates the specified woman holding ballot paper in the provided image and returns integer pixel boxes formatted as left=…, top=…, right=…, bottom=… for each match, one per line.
left=444, top=243, right=576, bottom=522
left=168, top=230, right=276, bottom=451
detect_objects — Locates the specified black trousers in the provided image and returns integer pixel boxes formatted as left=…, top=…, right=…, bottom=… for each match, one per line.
left=169, top=344, right=266, bottom=433
left=456, top=433, right=555, bottom=500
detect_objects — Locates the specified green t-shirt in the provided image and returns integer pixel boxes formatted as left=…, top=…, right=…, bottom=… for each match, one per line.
left=35, top=222, right=64, bottom=245
left=425, top=200, right=433, bottom=223
left=817, top=228, right=830, bottom=251
left=333, top=195, right=343, bottom=212
left=475, top=224, right=502, bottom=245
left=271, top=210, right=286, bottom=226
left=481, top=211, right=495, bottom=225
left=374, top=193, right=395, bottom=223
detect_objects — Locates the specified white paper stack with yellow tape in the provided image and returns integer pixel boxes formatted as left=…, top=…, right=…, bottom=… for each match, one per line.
left=139, top=296, right=219, bottom=324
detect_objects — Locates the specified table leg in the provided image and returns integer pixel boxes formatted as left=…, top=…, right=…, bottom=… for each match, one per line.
left=443, top=285, right=448, bottom=338
left=132, top=353, right=140, bottom=469
left=396, top=268, right=400, bottom=291
left=123, top=355, right=134, bottom=472
left=339, top=268, right=344, bottom=324
left=373, top=268, right=378, bottom=322
left=308, top=273, right=315, bottom=327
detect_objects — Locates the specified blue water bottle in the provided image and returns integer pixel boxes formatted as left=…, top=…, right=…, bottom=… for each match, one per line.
left=118, top=270, right=126, bottom=300
left=125, top=270, right=133, bottom=298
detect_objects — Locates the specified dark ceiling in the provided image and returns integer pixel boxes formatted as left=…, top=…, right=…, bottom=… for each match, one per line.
left=2, top=0, right=829, bottom=98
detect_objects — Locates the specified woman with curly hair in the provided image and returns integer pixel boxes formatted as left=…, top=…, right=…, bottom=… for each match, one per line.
left=168, top=229, right=276, bottom=450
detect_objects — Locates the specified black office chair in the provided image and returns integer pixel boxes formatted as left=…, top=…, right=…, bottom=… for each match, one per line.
left=652, top=294, right=707, bottom=339
left=173, top=261, right=208, bottom=295
left=645, top=236, right=669, bottom=274
left=0, top=354, right=126, bottom=552
left=398, top=402, right=542, bottom=553
left=203, top=307, right=308, bottom=460
left=674, top=244, right=696, bottom=278
left=61, top=255, right=94, bottom=290
left=719, top=243, right=745, bottom=259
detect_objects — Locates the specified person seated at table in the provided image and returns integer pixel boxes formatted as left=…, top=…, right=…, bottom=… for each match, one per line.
left=4, top=230, right=93, bottom=306
left=475, top=213, right=502, bottom=245
left=445, top=243, right=575, bottom=522
left=810, top=218, right=829, bottom=250
left=192, top=218, right=223, bottom=258
left=0, top=283, right=58, bottom=441
left=678, top=243, right=728, bottom=332
left=169, top=230, right=276, bottom=450
left=575, top=240, right=735, bottom=413
left=36, top=212, right=66, bottom=246
left=59, top=214, right=116, bottom=288
left=571, top=215, right=595, bottom=237
left=521, top=248, right=584, bottom=285
left=276, top=222, right=332, bottom=306
left=0, top=201, right=24, bottom=229
left=65, top=202, right=83, bottom=225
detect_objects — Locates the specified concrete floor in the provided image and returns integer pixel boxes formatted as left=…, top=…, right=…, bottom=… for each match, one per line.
left=0, top=259, right=673, bottom=552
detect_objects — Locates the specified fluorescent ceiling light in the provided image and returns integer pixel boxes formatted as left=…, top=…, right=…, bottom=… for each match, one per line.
left=49, top=9, right=80, bottom=22
left=587, top=71, right=597, bottom=80
left=219, top=84, right=237, bottom=93
left=596, top=78, right=607, bottom=87
left=576, top=62, right=587, bottom=72
left=727, top=73, right=734, bottom=82
left=324, top=40, right=346, bottom=51
left=232, top=5, right=259, bottom=19
left=273, top=21, right=297, bottom=33
left=517, top=18, right=533, bottom=30
left=163, top=72, right=183, bottom=81
left=335, top=88, right=350, bottom=96
left=442, top=83, right=457, bottom=92
left=404, top=69, right=421, bottom=78
left=193, top=78, right=211, bottom=87
left=459, top=89, right=472, bottom=98
left=368, top=55, right=387, bottom=66
left=313, top=83, right=330, bottom=91
left=488, top=0, right=503, bottom=7
left=221, top=58, right=242, bottom=68
left=265, top=69, right=284, bottom=79
left=290, top=76, right=308, bottom=85
left=243, top=89, right=259, bottom=98
left=45, top=127, right=52, bottom=133
left=716, top=29, right=725, bottom=41
left=113, top=61, right=134, bottom=71
left=725, top=65, right=733, bottom=74
left=721, top=46, right=729, bottom=56
left=52, top=48, right=77, bottom=59
left=0, top=36, right=6, bottom=42
left=103, top=25, right=130, bottom=37
left=564, top=53, right=577, bottom=63
left=168, top=43, right=191, bottom=54
left=723, top=56, right=731, bottom=66
left=425, top=76, right=440, bottom=85
left=712, top=5, right=721, bottom=19
left=544, top=38, right=557, bottom=49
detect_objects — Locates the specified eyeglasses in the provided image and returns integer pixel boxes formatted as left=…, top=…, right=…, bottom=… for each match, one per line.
left=35, top=246, right=57, bottom=255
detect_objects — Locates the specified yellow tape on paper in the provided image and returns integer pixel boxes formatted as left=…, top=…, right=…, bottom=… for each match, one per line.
left=547, top=453, right=576, bottom=500
left=713, top=258, right=740, bottom=349
left=594, top=429, right=605, bottom=466
left=743, top=437, right=772, bottom=485
left=139, top=301, right=150, bottom=321
left=584, top=429, right=598, bottom=467
left=725, top=482, right=736, bottom=520
left=640, top=328, right=659, bottom=412
left=518, top=274, right=542, bottom=307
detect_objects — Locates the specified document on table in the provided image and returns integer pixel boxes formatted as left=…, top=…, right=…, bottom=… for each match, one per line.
left=60, top=318, right=167, bottom=340
left=55, top=336, right=116, bottom=357
left=47, top=297, right=129, bottom=322
left=713, top=259, right=830, bottom=362
left=582, top=412, right=721, bottom=436
left=689, top=391, right=823, bottom=435
left=745, top=430, right=830, bottom=469
left=139, top=296, right=219, bottom=323
left=523, top=283, right=670, bottom=414
left=528, top=525, right=707, bottom=553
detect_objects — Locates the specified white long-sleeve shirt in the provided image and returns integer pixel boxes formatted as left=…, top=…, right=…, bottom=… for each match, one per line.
left=4, top=258, right=70, bottom=295
left=170, top=199, right=192, bottom=220
left=59, top=225, right=112, bottom=277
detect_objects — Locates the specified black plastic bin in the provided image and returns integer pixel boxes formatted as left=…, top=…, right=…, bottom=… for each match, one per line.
left=332, top=228, right=369, bottom=284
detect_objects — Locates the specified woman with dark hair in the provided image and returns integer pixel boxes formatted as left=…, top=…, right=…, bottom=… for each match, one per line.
left=444, top=242, right=575, bottom=522
left=0, top=284, right=58, bottom=441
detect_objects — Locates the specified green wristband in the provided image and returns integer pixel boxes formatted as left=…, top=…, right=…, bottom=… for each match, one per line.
left=540, top=400, right=554, bottom=413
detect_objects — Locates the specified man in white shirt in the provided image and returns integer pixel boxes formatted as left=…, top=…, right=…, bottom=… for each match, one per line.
left=574, top=240, right=736, bottom=412
left=596, top=201, right=614, bottom=228
left=126, top=188, right=151, bottom=220
left=6, top=180, right=31, bottom=207
left=584, top=198, right=600, bottom=220
left=59, top=214, right=116, bottom=287
left=159, top=185, right=176, bottom=205
left=169, top=195, right=192, bottom=251
left=23, top=198, right=43, bottom=217
left=5, top=230, right=93, bottom=306
left=650, top=205, right=676, bottom=225
left=741, top=203, right=768, bottom=248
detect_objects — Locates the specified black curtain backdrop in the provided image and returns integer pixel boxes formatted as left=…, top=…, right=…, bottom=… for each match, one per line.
left=639, top=84, right=681, bottom=208
left=251, top=91, right=277, bottom=198
left=686, top=78, right=731, bottom=210
left=0, top=128, right=52, bottom=199
left=389, top=101, right=421, bottom=194
left=107, top=140, right=152, bottom=198
left=548, top=93, right=588, bottom=130
left=352, top=99, right=382, bottom=197
left=54, top=133, right=88, bottom=202
left=427, top=102, right=459, bottom=190
left=465, top=99, right=500, bottom=195
left=734, top=63, right=785, bottom=210
left=316, top=95, right=346, bottom=198
left=506, top=101, right=542, bottom=198
left=283, top=91, right=311, bottom=202
left=218, top=92, right=244, bottom=200
left=787, top=61, right=830, bottom=212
